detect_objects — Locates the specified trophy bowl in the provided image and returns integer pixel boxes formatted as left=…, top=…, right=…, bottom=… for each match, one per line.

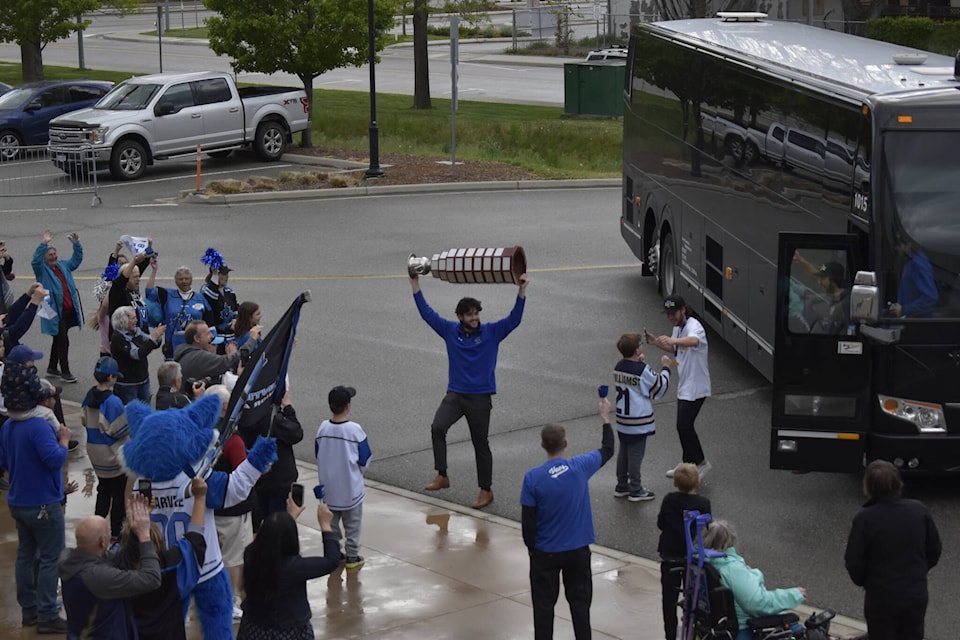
left=407, top=253, right=432, bottom=278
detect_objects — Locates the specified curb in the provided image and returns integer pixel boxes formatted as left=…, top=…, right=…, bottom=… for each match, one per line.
left=181, top=177, right=620, bottom=204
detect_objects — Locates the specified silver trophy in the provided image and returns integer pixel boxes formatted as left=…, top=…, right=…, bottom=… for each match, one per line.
left=407, top=253, right=432, bottom=278
left=407, top=247, right=527, bottom=284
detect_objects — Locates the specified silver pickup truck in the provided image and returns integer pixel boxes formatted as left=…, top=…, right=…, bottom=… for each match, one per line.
left=48, top=71, right=309, bottom=180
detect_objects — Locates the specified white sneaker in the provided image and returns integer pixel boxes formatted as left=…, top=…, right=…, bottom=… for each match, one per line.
left=698, top=461, right=713, bottom=480
left=665, top=464, right=680, bottom=478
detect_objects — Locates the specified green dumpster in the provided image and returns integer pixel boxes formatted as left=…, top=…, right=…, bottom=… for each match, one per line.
left=563, top=60, right=626, bottom=117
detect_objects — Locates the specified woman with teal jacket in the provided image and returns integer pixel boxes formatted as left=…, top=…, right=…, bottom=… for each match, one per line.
left=31, top=229, right=83, bottom=383
left=704, top=520, right=806, bottom=640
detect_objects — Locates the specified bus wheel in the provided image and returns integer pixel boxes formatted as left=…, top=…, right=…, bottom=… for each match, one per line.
left=660, top=231, right=677, bottom=295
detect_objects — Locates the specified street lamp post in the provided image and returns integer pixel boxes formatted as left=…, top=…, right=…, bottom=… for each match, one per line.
left=365, top=0, right=384, bottom=178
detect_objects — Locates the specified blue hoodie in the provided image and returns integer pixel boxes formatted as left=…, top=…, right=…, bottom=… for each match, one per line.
left=414, top=290, right=525, bottom=394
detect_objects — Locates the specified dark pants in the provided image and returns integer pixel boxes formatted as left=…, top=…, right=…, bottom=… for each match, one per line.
left=530, top=545, right=592, bottom=640
left=616, top=432, right=648, bottom=494
left=677, top=398, right=706, bottom=465
left=48, top=311, right=75, bottom=375
left=430, top=391, right=493, bottom=489
left=660, top=559, right=685, bottom=640
left=865, top=595, right=927, bottom=640
left=95, top=474, right=127, bottom=539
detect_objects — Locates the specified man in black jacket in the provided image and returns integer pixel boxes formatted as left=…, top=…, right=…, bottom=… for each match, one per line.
left=238, top=387, right=303, bottom=532
left=844, top=460, right=941, bottom=640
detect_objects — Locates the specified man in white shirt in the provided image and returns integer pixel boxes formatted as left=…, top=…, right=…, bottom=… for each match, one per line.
left=648, top=295, right=713, bottom=479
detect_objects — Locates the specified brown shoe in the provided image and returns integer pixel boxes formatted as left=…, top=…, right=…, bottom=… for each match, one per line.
left=424, top=475, right=450, bottom=491
left=472, top=489, right=494, bottom=509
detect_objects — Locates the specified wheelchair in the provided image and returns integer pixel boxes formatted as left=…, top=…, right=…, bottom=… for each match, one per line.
left=680, top=511, right=837, bottom=640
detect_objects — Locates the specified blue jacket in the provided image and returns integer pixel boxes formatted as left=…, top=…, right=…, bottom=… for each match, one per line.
left=414, top=290, right=524, bottom=394
left=707, top=548, right=804, bottom=630
left=0, top=415, right=67, bottom=507
left=32, top=240, right=83, bottom=336
left=898, top=251, right=938, bottom=318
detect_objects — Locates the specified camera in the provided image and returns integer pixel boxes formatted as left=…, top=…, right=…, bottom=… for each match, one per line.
left=187, top=376, right=212, bottom=389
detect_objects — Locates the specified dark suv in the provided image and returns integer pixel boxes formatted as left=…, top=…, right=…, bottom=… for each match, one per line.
left=0, top=79, right=113, bottom=160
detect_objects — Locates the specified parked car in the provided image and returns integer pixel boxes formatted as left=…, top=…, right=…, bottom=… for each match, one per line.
left=0, top=82, right=13, bottom=96
left=48, top=70, right=310, bottom=180
left=0, top=80, right=113, bottom=160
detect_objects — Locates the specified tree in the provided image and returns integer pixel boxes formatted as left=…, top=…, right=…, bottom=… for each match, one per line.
left=411, top=0, right=488, bottom=110
left=0, top=0, right=133, bottom=81
left=413, top=0, right=430, bottom=109
left=205, top=0, right=398, bottom=147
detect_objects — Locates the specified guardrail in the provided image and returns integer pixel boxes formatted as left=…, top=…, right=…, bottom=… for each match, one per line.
left=0, top=144, right=101, bottom=207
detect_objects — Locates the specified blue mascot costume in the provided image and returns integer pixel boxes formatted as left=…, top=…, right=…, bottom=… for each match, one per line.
left=120, top=394, right=277, bottom=639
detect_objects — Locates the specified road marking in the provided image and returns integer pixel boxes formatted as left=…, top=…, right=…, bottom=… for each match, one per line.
left=93, top=164, right=295, bottom=189
left=70, top=264, right=638, bottom=282
left=0, top=208, right=67, bottom=213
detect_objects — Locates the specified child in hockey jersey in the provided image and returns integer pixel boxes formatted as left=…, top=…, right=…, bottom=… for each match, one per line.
left=613, top=332, right=671, bottom=502
left=315, top=385, right=371, bottom=570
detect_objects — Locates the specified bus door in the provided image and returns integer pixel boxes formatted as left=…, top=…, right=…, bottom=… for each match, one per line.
left=770, top=232, right=869, bottom=472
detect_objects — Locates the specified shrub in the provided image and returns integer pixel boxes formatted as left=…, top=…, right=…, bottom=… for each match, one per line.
left=866, top=17, right=935, bottom=50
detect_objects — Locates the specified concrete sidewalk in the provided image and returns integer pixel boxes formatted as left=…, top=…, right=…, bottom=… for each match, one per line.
left=0, top=402, right=866, bottom=639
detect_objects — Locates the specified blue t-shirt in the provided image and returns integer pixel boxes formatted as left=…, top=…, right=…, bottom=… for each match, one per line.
left=520, top=450, right=602, bottom=553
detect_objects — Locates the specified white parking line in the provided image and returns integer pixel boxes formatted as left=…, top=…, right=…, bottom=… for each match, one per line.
left=94, top=163, right=296, bottom=190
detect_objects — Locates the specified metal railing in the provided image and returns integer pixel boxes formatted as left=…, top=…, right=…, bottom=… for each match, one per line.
left=0, top=144, right=101, bottom=207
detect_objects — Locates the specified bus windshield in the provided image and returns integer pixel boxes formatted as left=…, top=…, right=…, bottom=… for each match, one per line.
left=885, top=131, right=960, bottom=256
left=883, top=130, right=960, bottom=317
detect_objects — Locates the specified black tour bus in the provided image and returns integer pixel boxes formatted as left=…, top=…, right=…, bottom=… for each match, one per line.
left=620, top=13, right=960, bottom=472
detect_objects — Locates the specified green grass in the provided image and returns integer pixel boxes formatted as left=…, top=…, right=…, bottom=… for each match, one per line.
left=0, top=63, right=622, bottom=178
left=140, top=26, right=209, bottom=38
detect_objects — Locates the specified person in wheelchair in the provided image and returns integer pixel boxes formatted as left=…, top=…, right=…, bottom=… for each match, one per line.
left=703, top=520, right=808, bottom=640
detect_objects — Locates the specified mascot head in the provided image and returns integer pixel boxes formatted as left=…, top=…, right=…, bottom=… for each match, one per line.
left=121, top=394, right=222, bottom=481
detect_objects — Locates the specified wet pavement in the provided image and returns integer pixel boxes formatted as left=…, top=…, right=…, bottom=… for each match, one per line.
left=0, top=402, right=866, bottom=639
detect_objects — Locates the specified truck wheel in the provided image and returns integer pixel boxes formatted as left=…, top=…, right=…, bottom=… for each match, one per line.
left=0, top=130, right=23, bottom=161
left=727, top=136, right=745, bottom=163
left=659, top=231, right=677, bottom=296
left=254, top=121, right=287, bottom=161
left=744, top=141, right=759, bottom=166
left=110, top=139, right=146, bottom=180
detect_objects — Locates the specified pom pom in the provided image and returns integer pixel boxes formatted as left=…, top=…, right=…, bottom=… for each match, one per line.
left=102, top=263, right=120, bottom=282
left=201, top=248, right=226, bottom=272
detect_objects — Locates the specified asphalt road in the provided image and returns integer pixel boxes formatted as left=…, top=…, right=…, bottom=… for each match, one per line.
left=0, top=10, right=567, bottom=106
left=0, top=185, right=956, bottom=638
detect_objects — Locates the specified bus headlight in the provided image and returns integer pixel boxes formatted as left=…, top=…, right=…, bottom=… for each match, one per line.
left=878, top=395, right=945, bottom=433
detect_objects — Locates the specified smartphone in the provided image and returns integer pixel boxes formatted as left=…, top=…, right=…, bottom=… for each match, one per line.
left=291, top=483, right=305, bottom=507
left=139, top=478, right=152, bottom=500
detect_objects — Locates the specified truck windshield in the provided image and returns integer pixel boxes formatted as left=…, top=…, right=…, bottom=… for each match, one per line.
left=95, top=83, right=160, bottom=111
left=882, top=130, right=960, bottom=317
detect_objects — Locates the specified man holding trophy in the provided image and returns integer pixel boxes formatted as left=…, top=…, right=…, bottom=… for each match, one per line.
left=408, top=247, right=529, bottom=510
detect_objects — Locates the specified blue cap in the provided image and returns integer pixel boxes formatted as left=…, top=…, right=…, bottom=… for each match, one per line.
left=208, top=328, right=225, bottom=345
left=95, top=356, right=124, bottom=378
left=7, top=344, right=43, bottom=364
